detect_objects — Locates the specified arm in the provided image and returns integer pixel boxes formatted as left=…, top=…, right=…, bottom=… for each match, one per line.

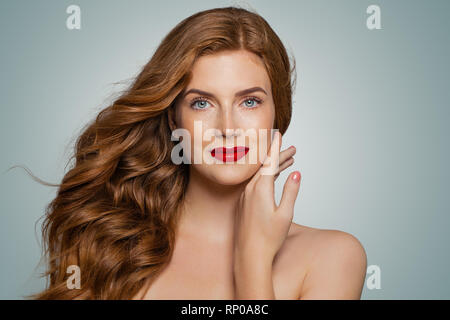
left=299, top=230, right=367, bottom=299
left=233, top=251, right=275, bottom=300
left=232, top=131, right=299, bottom=300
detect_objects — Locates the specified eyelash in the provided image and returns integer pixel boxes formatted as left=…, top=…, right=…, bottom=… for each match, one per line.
left=189, top=96, right=263, bottom=111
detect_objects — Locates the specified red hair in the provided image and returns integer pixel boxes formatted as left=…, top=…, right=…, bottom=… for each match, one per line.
left=24, top=6, right=296, bottom=299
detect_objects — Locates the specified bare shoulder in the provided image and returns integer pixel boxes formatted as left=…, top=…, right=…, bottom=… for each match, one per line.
left=289, top=222, right=366, bottom=255
left=288, top=221, right=366, bottom=260
left=286, top=222, right=367, bottom=299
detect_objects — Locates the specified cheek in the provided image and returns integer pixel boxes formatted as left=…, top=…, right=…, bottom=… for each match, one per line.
left=239, top=107, right=274, bottom=129
left=243, top=110, right=275, bottom=164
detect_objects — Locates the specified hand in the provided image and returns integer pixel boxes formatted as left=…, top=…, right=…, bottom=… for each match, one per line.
left=233, top=131, right=301, bottom=266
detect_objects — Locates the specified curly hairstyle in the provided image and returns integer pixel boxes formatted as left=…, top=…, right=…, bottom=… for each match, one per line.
left=21, top=5, right=296, bottom=299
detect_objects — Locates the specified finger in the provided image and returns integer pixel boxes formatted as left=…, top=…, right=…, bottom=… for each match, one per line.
left=246, top=130, right=280, bottom=190
left=254, top=131, right=281, bottom=202
left=274, top=157, right=295, bottom=181
left=260, top=130, right=281, bottom=178
left=278, top=171, right=301, bottom=219
left=279, top=146, right=296, bottom=165
left=251, top=146, right=295, bottom=185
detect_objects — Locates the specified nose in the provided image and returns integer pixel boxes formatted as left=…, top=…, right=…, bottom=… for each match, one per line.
left=217, top=107, right=238, bottom=139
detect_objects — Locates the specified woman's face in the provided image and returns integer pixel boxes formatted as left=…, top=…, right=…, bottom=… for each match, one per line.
left=170, top=49, right=276, bottom=185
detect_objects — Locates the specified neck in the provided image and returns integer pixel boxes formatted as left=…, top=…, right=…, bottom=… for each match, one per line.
left=176, top=167, right=248, bottom=244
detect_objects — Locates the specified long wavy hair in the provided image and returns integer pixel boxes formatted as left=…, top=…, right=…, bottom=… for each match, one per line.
left=23, top=6, right=296, bottom=299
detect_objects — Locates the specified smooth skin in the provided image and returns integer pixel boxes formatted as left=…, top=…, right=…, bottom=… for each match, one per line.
left=134, top=49, right=367, bottom=300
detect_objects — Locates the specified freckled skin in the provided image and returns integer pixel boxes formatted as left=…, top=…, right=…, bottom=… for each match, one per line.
left=171, top=49, right=275, bottom=186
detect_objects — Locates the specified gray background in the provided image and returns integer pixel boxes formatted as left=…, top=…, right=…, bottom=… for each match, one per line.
left=1, top=0, right=449, bottom=299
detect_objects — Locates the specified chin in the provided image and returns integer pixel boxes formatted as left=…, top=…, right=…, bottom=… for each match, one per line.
left=195, top=163, right=259, bottom=186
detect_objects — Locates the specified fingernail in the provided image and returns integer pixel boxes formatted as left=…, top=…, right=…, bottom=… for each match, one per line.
left=291, top=171, right=300, bottom=182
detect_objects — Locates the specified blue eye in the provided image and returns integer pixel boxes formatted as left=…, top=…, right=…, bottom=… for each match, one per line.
left=189, top=96, right=263, bottom=111
left=242, top=97, right=261, bottom=108
left=190, top=98, right=210, bottom=110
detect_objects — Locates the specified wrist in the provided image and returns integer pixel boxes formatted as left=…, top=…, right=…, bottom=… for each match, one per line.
left=233, top=254, right=275, bottom=300
left=233, top=248, right=274, bottom=275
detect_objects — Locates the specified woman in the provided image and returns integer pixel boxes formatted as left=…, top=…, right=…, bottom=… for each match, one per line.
left=31, top=6, right=367, bottom=300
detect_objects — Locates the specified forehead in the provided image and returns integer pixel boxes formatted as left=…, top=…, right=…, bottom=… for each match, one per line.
left=186, top=50, right=272, bottom=95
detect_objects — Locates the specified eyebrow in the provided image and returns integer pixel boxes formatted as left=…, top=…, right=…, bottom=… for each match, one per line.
left=182, top=86, right=267, bottom=99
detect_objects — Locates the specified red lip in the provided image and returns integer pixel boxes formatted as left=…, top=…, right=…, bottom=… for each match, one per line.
left=211, top=146, right=249, bottom=162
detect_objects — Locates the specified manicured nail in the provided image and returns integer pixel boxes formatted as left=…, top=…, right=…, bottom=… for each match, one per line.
left=291, top=171, right=300, bottom=182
